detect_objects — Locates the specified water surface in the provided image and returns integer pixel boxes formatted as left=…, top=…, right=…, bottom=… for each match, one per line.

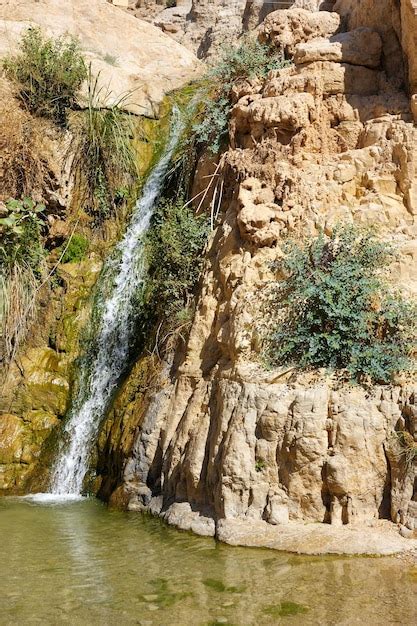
left=1, top=498, right=416, bottom=625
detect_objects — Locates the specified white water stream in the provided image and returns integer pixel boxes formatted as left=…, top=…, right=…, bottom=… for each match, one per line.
left=49, top=113, right=182, bottom=496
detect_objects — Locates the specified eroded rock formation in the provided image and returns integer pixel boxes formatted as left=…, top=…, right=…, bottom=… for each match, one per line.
left=99, top=1, right=417, bottom=554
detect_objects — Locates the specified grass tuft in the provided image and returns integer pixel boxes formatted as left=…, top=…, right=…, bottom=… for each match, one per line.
left=67, top=68, right=139, bottom=227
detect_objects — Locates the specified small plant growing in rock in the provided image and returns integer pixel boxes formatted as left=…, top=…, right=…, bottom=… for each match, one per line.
left=265, top=225, right=417, bottom=384
left=3, top=27, right=87, bottom=125
left=193, top=38, right=289, bottom=153
left=394, top=431, right=417, bottom=469
left=60, top=233, right=89, bottom=264
left=255, top=458, right=267, bottom=472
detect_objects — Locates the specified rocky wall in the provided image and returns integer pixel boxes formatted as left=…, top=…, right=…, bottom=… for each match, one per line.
left=0, top=257, right=102, bottom=494
left=100, top=3, right=417, bottom=553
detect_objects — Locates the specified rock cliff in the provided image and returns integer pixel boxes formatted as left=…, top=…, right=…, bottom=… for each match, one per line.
left=1, top=0, right=417, bottom=556
left=0, top=0, right=198, bottom=115
left=99, top=1, right=417, bottom=554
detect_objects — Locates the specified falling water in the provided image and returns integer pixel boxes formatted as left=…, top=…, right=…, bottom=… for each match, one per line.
left=50, top=111, right=182, bottom=495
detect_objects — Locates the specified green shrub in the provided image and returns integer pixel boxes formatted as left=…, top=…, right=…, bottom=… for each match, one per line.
left=61, top=233, right=89, bottom=264
left=265, top=225, right=417, bottom=383
left=0, top=197, right=45, bottom=274
left=3, top=27, right=87, bottom=125
left=0, top=197, right=46, bottom=363
left=145, top=198, right=209, bottom=346
left=68, top=71, right=138, bottom=225
left=193, top=38, right=289, bottom=153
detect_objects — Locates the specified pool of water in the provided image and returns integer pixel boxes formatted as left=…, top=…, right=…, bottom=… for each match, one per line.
left=1, top=497, right=416, bottom=625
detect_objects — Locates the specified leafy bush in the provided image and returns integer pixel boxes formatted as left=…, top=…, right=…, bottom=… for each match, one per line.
left=145, top=198, right=209, bottom=347
left=68, top=71, right=138, bottom=226
left=3, top=27, right=87, bottom=125
left=265, top=226, right=417, bottom=383
left=61, top=233, right=89, bottom=264
left=193, top=38, right=288, bottom=153
left=0, top=197, right=45, bottom=273
left=0, top=197, right=46, bottom=363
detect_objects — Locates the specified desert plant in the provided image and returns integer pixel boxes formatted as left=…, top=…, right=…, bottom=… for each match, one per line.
left=68, top=70, right=138, bottom=226
left=193, top=38, right=289, bottom=153
left=60, top=233, right=89, bottom=264
left=0, top=197, right=46, bottom=363
left=0, top=197, right=45, bottom=272
left=145, top=197, right=209, bottom=350
left=394, top=431, right=417, bottom=469
left=3, top=27, right=87, bottom=125
left=265, top=225, right=417, bottom=383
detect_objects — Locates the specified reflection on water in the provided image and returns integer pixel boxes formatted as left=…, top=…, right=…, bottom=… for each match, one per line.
left=1, top=498, right=416, bottom=625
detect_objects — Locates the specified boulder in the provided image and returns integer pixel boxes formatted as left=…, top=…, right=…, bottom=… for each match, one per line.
left=259, top=8, right=341, bottom=55
left=0, top=0, right=199, bottom=116
left=294, top=28, right=383, bottom=68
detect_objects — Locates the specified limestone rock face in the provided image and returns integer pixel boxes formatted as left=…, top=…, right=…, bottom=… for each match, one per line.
left=95, top=3, right=417, bottom=555
left=294, top=28, right=383, bottom=68
left=124, top=0, right=282, bottom=58
left=259, top=8, right=341, bottom=55
left=0, top=257, right=102, bottom=494
left=0, top=0, right=199, bottom=115
left=401, top=0, right=417, bottom=95
left=333, top=0, right=405, bottom=87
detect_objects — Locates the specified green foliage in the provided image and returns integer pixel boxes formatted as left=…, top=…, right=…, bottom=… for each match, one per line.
left=61, top=234, right=89, bottom=264
left=266, top=225, right=417, bottom=383
left=145, top=197, right=209, bottom=346
left=68, top=70, right=138, bottom=226
left=0, top=197, right=45, bottom=274
left=255, top=459, right=266, bottom=473
left=193, top=38, right=289, bottom=153
left=0, top=197, right=46, bottom=363
left=3, top=27, right=87, bottom=125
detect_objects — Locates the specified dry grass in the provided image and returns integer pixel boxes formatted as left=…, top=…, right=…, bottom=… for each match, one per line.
left=0, top=80, right=53, bottom=364
left=395, top=431, right=417, bottom=469
left=67, top=70, right=138, bottom=226
left=0, top=80, right=51, bottom=201
left=0, top=263, right=41, bottom=364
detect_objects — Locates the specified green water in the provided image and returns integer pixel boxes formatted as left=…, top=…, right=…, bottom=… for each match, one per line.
left=1, top=498, right=416, bottom=625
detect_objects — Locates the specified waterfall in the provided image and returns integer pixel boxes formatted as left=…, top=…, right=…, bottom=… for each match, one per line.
left=50, top=111, right=182, bottom=496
